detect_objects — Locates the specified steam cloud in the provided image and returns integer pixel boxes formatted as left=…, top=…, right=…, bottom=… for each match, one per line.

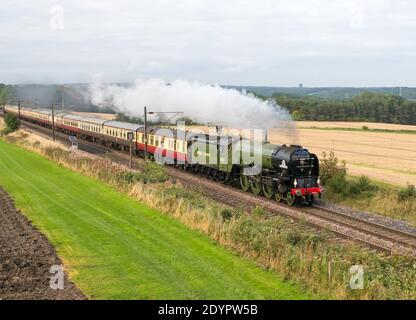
left=89, top=79, right=293, bottom=129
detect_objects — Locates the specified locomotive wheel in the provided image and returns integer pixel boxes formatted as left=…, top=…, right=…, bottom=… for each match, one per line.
left=286, top=192, right=295, bottom=206
left=217, top=172, right=226, bottom=182
left=207, top=169, right=215, bottom=180
left=251, top=180, right=262, bottom=196
left=275, top=192, right=283, bottom=202
left=199, top=166, right=206, bottom=176
left=240, top=175, right=251, bottom=192
left=306, top=194, right=314, bottom=206
left=262, top=183, right=274, bottom=199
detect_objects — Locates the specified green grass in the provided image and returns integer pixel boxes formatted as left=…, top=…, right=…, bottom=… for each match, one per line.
left=0, top=140, right=309, bottom=299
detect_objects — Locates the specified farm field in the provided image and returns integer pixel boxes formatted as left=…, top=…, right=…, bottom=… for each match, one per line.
left=296, top=121, right=416, bottom=131
left=0, top=140, right=308, bottom=300
left=271, top=121, right=416, bottom=186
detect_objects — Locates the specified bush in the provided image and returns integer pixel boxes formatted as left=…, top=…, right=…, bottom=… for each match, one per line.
left=398, top=184, right=416, bottom=201
left=362, top=125, right=369, bottom=130
left=1, top=126, right=14, bottom=136
left=320, top=151, right=347, bottom=184
left=4, top=113, right=19, bottom=132
left=220, top=208, right=233, bottom=221
left=284, top=230, right=303, bottom=245
left=349, top=175, right=377, bottom=195
left=117, top=163, right=168, bottom=184
left=327, top=174, right=349, bottom=196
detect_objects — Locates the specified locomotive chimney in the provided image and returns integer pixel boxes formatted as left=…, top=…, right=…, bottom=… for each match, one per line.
left=215, top=125, right=223, bottom=135
left=264, top=128, right=268, bottom=143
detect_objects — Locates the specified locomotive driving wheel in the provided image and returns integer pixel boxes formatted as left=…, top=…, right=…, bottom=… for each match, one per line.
left=251, top=178, right=262, bottom=196
left=286, top=192, right=295, bottom=206
left=262, top=183, right=274, bottom=199
left=275, top=192, right=283, bottom=202
left=306, top=194, right=314, bottom=205
left=240, top=175, right=251, bottom=192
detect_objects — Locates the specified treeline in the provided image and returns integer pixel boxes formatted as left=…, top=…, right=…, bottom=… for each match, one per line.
left=0, top=84, right=8, bottom=106
left=273, top=92, right=416, bottom=125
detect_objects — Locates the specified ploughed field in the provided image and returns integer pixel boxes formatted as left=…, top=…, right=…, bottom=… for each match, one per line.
left=0, top=187, right=84, bottom=300
left=0, top=140, right=308, bottom=299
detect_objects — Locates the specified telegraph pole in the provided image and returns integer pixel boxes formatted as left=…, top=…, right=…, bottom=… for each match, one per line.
left=130, top=139, right=133, bottom=169
left=18, top=99, right=21, bottom=125
left=144, top=106, right=148, bottom=161
left=51, top=103, right=56, bottom=141
left=143, top=107, right=184, bottom=163
left=61, top=95, right=65, bottom=112
left=128, top=132, right=134, bottom=169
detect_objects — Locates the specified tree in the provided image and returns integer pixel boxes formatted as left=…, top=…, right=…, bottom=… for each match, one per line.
left=273, top=91, right=416, bottom=125
left=4, top=113, right=20, bottom=132
left=0, top=84, right=8, bottom=106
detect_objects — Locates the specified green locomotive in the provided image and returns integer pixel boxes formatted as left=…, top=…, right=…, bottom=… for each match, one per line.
left=186, top=132, right=322, bottom=205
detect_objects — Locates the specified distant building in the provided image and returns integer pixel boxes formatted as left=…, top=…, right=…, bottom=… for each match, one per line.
left=298, top=83, right=303, bottom=89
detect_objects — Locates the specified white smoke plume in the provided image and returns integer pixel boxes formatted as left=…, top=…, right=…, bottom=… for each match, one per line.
left=89, top=79, right=294, bottom=130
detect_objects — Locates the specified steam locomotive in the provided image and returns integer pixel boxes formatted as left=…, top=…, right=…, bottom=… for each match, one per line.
left=4, top=105, right=322, bottom=205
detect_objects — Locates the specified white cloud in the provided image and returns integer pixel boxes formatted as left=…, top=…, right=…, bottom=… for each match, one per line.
left=0, top=0, right=415, bottom=85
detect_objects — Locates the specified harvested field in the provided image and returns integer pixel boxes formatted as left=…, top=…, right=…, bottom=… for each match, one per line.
left=296, top=121, right=416, bottom=131
left=270, top=125, right=416, bottom=186
left=0, top=187, right=84, bottom=300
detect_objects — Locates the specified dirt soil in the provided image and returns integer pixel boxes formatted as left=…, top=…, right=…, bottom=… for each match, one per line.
left=0, top=187, right=85, bottom=300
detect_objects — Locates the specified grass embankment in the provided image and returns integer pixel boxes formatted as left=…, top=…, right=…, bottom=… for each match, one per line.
left=2, top=132, right=416, bottom=299
left=0, top=139, right=308, bottom=299
left=324, top=179, right=416, bottom=225
left=320, top=152, right=416, bottom=225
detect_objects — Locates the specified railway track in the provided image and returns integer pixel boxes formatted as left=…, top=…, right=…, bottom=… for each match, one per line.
left=16, top=119, right=416, bottom=258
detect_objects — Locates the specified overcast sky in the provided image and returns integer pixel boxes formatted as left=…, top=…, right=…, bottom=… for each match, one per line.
left=1, top=0, right=415, bottom=86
